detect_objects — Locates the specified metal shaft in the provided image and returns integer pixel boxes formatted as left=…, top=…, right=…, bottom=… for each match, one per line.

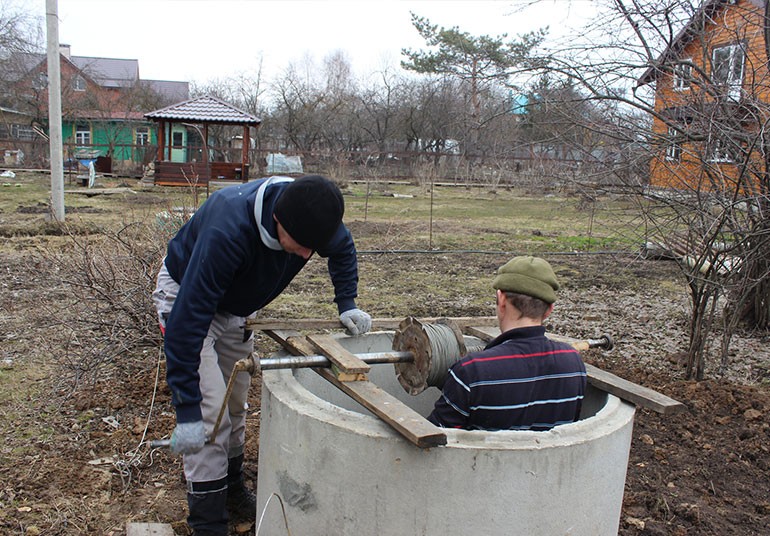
left=259, top=334, right=613, bottom=371
left=260, top=350, right=415, bottom=370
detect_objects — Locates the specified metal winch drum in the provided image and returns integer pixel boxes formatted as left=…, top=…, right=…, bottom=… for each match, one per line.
left=392, top=316, right=469, bottom=395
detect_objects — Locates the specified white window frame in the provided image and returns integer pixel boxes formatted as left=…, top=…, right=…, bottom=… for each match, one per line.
left=135, top=126, right=149, bottom=146
left=707, top=136, right=734, bottom=163
left=72, top=75, right=86, bottom=91
left=673, top=60, right=692, bottom=91
left=11, top=124, right=35, bottom=140
left=712, top=43, right=745, bottom=100
left=33, top=72, right=48, bottom=89
left=665, top=126, right=682, bottom=162
left=75, top=124, right=91, bottom=145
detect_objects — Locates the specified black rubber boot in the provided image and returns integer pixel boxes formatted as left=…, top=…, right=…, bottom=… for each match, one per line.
left=226, top=454, right=257, bottom=523
left=187, top=483, right=228, bottom=536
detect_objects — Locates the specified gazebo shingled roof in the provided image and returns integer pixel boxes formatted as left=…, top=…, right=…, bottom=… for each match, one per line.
left=144, top=95, right=261, bottom=186
left=145, top=95, right=261, bottom=125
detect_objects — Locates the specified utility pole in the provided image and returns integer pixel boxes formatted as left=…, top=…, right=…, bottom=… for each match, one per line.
left=46, top=0, right=65, bottom=221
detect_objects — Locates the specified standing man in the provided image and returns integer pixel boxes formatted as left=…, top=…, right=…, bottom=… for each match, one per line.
left=428, top=256, right=585, bottom=431
left=152, top=175, right=371, bottom=535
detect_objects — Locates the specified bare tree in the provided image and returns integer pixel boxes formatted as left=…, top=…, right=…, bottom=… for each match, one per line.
left=268, top=55, right=329, bottom=152
left=535, top=0, right=770, bottom=379
left=0, top=1, right=42, bottom=106
left=189, top=63, right=266, bottom=166
left=317, top=50, right=366, bottom=154
left=356, top=66, right=405, bottom=160
left=401, top=12, right=546, bottom=156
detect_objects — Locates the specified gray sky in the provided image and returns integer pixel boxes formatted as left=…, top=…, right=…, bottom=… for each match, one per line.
left=28, top=0, right=597, bottom=84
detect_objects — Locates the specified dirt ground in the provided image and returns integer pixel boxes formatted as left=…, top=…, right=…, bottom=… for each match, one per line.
left=1, top=183, right=769, bottom=535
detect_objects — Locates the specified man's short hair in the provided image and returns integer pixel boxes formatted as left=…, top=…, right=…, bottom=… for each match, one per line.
left=502, top=291, right=551, bottom=320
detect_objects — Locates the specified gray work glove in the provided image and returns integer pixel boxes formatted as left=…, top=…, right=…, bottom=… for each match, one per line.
left=170, top=420, right=207, bottom=455
left=340, top=308, right=372, bottom=336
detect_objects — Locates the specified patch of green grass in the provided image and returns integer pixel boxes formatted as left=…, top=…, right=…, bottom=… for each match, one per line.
left=0, top=365, right=58, bottom=456
left=3, top=172, right=648, bottom=256
left=532, top=234, right=633, bottom=252
left=343, top=184, right=642, bottom=254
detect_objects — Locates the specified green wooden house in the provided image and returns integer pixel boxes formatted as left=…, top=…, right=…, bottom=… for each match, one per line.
left=1, top=44, right=189, bottom=172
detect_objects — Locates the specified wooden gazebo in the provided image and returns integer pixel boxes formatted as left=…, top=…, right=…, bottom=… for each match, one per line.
left=144, top=95, right=261, bottom=186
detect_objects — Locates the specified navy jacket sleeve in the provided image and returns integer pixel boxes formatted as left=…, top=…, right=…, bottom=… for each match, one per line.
left=318, top=224, right=360, bottom=314
left=164, top=225, right=247, bottom=423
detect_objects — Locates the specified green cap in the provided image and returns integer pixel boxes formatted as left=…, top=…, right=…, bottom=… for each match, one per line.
left=492, top=256, right=559, bottom=304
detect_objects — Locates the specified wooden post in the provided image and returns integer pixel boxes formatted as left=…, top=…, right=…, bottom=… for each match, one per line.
left=156, top=120, right=165, bottom=162
left=203, top=123, right=209, bottom=166
left=242, top=125, right=249, bottom=171
left=167, top=122, right=172, bottom=161
left=126, top=523, right=174, bottom=536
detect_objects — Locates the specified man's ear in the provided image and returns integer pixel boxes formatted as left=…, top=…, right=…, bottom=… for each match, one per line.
left=496, top=289, right=505, bottom=310
left=542, top=303, right=555, bottom=321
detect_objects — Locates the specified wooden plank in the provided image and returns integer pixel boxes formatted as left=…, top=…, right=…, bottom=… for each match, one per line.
left=64, top=187, right=137, bottom=196
left=263, top=329, right=316, bottom=355
left=463, top=326, right=686, bottom=415
left=584, top=363, right=686, bottom=415
left=463, top=325, right=499, bottom=341
left=265, top=329, right=446, bottom=448
left=126, top=523, right=175, bottom=536
left=248, top=316, right=497, bottom=332
left=306, top=333, right=370, bottom=380
left=314, top=367, right=446, bottom=447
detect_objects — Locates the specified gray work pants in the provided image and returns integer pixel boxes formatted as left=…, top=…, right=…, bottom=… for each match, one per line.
left=153, top=261, right=253, bottom=485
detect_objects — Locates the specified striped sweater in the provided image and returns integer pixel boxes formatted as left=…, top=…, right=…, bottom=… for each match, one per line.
left=428, top=325, right=586, bottom=431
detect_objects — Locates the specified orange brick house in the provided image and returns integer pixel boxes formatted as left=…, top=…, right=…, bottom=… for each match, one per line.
left=637, top=0, right=770, bottom=195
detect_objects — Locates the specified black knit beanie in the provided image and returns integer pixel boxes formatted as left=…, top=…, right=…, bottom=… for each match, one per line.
left=273, top=175, right=345, bottom=250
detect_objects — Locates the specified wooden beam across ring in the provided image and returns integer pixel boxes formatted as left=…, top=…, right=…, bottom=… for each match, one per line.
left=263, top=329, right=447, bottom=448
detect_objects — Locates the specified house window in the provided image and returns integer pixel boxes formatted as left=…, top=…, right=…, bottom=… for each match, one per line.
left=707, top=136, right=735, bottom=163
left=135, top=126, right=149, bottom=146
left=72, top=75, right=86, bottom=91
left=712, top=43, right=744, bottom=100
left=75, top=124, right=91, bottom=145
left=11, top=124, right=35, bottom=140
left=665, top=126, right=682, bottom=162
left=172, top=131, right=183, bottom=147
left=33, top=72, right=48, bottom=89
left=673, top=60, right=692, bottom=91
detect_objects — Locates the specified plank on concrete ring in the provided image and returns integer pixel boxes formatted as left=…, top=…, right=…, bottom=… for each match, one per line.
left=265, top=329, right=446, bottom=448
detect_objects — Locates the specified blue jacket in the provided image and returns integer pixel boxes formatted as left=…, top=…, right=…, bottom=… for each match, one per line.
left=163, top=177, right=360, bottom=423
left=428, top=325, right=586, bottom=431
